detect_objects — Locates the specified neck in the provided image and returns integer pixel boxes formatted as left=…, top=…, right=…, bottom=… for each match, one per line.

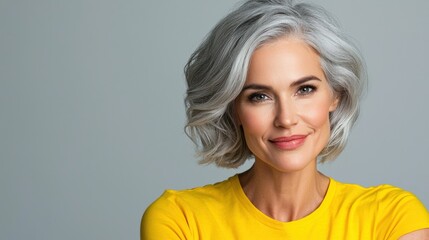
left=239, top=161, right=329, bottom=222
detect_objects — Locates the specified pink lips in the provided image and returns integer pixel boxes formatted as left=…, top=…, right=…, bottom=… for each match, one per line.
left=269, top=135, right=307, bottom=150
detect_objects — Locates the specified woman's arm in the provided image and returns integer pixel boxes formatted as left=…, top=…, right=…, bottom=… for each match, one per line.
left=399, top=229, right=429, bottom=240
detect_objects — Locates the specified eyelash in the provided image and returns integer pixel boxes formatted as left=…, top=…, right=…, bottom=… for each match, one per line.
left=248, top=93, right=270, bottom=103
left=296, top=85, right=317, bottom=96
left=246, top=85, right=318, bottom=103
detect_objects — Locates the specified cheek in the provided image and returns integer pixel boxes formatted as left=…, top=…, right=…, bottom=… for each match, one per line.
left=237, top=105, right=272, bottom=135
left=299, top=99, right=332, bottom=129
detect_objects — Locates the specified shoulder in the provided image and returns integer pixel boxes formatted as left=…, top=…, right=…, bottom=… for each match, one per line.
left=145, top=175, right=236, bottom=215
left=141, top=176, right=237, bottom=239
left=334, top=180, right=426, bottom=210
left=153, top=175, right=236, bottom=207
left=370, top=184, right=429, bottom=239
left=333, top=179, right=429, bottom=239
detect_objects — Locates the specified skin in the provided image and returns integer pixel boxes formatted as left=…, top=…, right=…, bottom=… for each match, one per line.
left=235, top=37, right=338, bottom=222
left=399, top=230, right=429, bottom=240
left=235, top=36, right=429, bottom=238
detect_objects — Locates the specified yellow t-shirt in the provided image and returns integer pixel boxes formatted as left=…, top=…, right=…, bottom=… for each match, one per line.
left=141, top=175, right=429, bottom=239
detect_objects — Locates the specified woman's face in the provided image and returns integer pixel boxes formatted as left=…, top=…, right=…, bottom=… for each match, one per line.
left=235, top=37, right=338, bottom=173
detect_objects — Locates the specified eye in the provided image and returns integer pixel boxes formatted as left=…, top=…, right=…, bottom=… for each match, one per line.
left=296, top=85, right=316, bottom=96
left=248, top=93, right=270, bottom=102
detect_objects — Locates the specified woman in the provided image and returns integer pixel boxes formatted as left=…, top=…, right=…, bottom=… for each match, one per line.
left=142, top=0, right=429, bottom=239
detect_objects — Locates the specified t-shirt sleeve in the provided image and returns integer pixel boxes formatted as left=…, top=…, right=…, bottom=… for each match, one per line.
left=141, top=191, right=191, bottom=240
left=376, top=186, right=429, bottom=240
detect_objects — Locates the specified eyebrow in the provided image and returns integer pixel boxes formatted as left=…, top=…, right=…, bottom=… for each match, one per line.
left=241, top=75, right=321, bottom=92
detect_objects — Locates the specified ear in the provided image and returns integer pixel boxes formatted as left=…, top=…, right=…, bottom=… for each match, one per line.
left=329, top=95, right=340, bottom=112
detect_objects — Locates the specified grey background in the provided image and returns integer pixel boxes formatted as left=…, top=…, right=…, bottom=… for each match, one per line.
left=1, top=0, right=428, bottom=239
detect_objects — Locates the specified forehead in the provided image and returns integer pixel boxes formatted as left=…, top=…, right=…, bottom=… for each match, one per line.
left=247, top=37, right=325, bottom=84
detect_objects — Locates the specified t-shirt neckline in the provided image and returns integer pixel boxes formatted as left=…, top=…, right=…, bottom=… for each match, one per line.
left=229, top=174, right=337, bottom=229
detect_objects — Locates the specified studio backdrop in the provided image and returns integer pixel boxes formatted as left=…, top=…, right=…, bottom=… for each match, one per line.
left=1, top=1, right=428, bottom=239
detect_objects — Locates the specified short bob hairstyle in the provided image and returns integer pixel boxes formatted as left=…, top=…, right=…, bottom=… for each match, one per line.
left=184, top=0, right=365, bottom=168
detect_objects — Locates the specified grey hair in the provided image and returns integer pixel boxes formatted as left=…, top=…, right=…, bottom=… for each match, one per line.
left=184, top=0, right=366, bottom=168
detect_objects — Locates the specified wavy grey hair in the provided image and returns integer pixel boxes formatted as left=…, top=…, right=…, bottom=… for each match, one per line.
left=184, top=0, right=366, bottom=168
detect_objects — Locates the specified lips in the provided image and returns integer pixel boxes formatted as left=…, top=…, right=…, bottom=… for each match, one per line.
left=269, top=135, right=307, bottom=150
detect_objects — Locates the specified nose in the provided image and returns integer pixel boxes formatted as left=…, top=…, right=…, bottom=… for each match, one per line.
left=273, top=98, right=298, bottom=128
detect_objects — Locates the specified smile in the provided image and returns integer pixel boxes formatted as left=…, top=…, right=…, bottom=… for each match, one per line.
left=269, top=135, right=307, bottom=150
